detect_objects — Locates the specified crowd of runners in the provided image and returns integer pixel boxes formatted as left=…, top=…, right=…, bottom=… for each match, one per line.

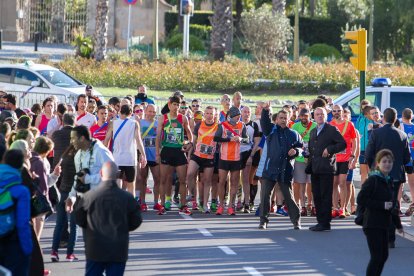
left=0, top=85, right=414, bottom=275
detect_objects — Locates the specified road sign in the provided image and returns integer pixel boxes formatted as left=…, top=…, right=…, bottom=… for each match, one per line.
left=124, top=0, right=138, bottom=4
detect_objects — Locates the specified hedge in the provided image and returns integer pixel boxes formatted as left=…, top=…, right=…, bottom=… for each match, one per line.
left=165, top=11, right=344, bottom=51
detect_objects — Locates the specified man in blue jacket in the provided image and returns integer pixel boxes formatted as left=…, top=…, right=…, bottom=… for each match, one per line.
left=258, top=103, right=303, bottom=230
left=0, top=149, right=32, bottom=276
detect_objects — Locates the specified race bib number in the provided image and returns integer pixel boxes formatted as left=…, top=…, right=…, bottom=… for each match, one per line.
left=166, top=128, right=182, bottom=144
left=144, top=137, right=156, bottom=147
left=200, top=144, right=214, bottom=155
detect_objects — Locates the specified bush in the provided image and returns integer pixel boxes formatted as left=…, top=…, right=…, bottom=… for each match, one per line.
left=402, top=54, right=414, bottom=66
left=165, top=34, right=205, bottom=52
left=165, top=11, right=214, bottom=36
left=240, top=5, right=292, bottom=62
left=305, top=44, right=343, bottom=61
left=72, top=33, right=93, bottom=59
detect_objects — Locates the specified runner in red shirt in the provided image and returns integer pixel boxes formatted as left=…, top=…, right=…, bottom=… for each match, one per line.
left=90, top=105, right=109, bottom=142
left=330, top=104, right=358, bottom=218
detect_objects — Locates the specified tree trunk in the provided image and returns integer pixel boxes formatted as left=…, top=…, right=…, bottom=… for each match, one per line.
left=94, top=0, right=109, bottom=61
left=234, top=0, right=243, bottom=36
left=210, top=0, right=233, bottom=60
left=309, top=0, right=316, bottom=17
left=301, top=0, right=305, bottom=15
left=272, top=0, right=286, bottom=15
left=178, top=1, right=183, bottom=32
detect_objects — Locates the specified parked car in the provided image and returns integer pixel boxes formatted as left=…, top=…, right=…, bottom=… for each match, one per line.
left=0, top=61, right=104, bottom=108
left=333, top=78, right=414, bottom=121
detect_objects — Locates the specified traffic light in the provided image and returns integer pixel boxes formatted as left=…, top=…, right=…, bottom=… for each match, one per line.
left=345, top=29, right=367, bottom=71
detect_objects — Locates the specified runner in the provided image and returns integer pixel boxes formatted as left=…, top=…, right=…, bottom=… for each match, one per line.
left=214, top=107, right=248, bottom=215
left=186, top=106, right=218, bottom=213
left=89, top=105, right=109, bottom=142
left=75, top=94, right=96, bottom=128
left=138, top=104, right=161, bottom=212
left=155, top=96, right=193, bottom=215
left=292, top=108, right=316, bottom=216
left=219, top=94, right=231, bottom=123
left=104, top=104, right=147, bottom=197
left=330, top=104, right=358, bottom=218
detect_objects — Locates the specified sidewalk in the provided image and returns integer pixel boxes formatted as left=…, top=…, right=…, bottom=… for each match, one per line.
left=0, top=41, right=75, bottom=62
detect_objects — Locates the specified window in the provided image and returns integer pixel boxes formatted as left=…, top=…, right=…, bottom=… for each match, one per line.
left=36, top=70, right=81, bottom=87
left=343, top=92, right=382, bottom=117
left=390, top=92, right=414, bottom=115
left=0, top=68, right=12, bottom=83
left=14, top=69, right=41, bottom=86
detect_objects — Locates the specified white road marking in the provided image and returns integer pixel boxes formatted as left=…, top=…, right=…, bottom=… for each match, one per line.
left=180, top=214, right=194, bottom=220
left=218, top=246, right=237, bottom=255
left=286, top=237, right=297, bottom=242
left=243, top=266, right=263, bottom=276
left=197, top=228, right=213, bottom=237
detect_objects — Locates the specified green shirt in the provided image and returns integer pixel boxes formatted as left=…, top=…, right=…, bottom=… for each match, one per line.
left=162, top=114, right=184, bottom=148
left=292, top=121, right=316, bottom=163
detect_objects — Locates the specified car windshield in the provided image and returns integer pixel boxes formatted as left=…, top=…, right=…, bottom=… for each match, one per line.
left=36, top=70, right=82, bottom=87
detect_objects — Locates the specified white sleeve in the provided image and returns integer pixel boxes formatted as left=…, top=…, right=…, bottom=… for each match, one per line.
left=84, top=146, right=114, bottom=187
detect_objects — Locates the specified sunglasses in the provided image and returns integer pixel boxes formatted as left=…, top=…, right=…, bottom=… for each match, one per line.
left=134, top=109, right=143, bottom=114
left=332, top=110, right=342, bottom=113
left=222, top=98, right=230, bottom=102
left=192, top=104, right=200, bottom=108
left=370, top=112, right=379, bottom=115
left=180, top=106, right=188, bottom=109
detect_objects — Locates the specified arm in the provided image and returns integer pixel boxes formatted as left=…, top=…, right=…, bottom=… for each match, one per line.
left=84, top=146, right=114, bottom=186
left=326, top=126, right=346, bottom=155
left=189, top=123, right=201, bottom=157
left=34, top=114, right=42, bottom=129
left=128, top=197, right=143, bottom=231
left=134, top=121, right=147, bottom=167
left=155, top=116, right=164, bottom=161
left=402, top=136, right=411, bottom=165
left=214, top=124, right=231, bottom=142
left=182, top=116, right=193, bottom=145
left=356, top=176, right=386, bottom=210
left=31, top=159, right=48, bottom=194
left=103, top=121, right=113, bottom=147
left=260, top=108, right=273, bottom=136
left=365, top=130, right=376, bottom=168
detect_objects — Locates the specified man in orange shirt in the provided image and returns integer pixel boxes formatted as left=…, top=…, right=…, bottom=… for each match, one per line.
left=330, top=105, right=358, bottom=218
left=214, top=107, right=248, bottom=215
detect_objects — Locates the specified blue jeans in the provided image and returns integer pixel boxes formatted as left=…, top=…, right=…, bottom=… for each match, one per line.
left=52, top=191, right=78, bottom=254
left=0, top=236, right=31, bottom=276
left=85, top=260, right=126, bottom=276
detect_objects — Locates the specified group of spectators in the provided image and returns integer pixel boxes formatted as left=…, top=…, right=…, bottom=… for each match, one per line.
left=0, top=84, right=412, bottom=275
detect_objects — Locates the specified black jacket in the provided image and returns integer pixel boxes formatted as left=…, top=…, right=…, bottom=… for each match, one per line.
left=51, top=125, right=73, bottom=169
left=365, top=124, right=411, bottom=182
left=308, top=123, right=346, bottom=174
left=260, top=109, right=302, bottom=183
left=75, top=180, right=142, bottom=262
left=357, top=174, right=402, bottom=230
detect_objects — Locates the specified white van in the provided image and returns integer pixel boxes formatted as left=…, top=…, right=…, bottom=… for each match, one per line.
left=333, top=78, right=414, bottom=121
left=0, top=62, right=104, bottom=109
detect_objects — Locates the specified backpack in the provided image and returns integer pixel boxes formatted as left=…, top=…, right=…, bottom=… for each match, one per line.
left=0, top=178, right=20, bottom=238
left=355, top=176, right=378, bottom=226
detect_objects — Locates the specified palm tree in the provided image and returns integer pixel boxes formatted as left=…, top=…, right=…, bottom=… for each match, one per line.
left=272, top=0, right=286, bottom=15
left=94, top=0, right=109, bottom=61
left=210, top=0, right=233, bottom=60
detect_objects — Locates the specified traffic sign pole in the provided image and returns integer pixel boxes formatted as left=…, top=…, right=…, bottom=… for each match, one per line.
left=127, top=4, right=131, bottom=54
left=360, top=71, right=366, bottom=101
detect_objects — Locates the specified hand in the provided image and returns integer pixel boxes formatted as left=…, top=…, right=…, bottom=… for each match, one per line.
left=322, top=148, right=329, bottom=158
left=140, top=155, right=147, bottom=168
left=397, top=228, right=404, bottom=237
left=65, top=198, right=74, bottom=213
left=384, top=201, right=393, bottom=210
left=231, top=136, right=242, bottom=142
left=262, top=101, right=271, bottom=110
left=246, top=156, right=253, bottom=165
left=53, top=165, right=62, bottom=177
left=288, top=148, right=297, bottom=157
left=182, top=143, right=193, bottom=152
left=348, top=158, right=357, bottom=169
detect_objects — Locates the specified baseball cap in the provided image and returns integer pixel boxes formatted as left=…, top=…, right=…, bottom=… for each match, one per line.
left=85, top=85, right=93, bottom=91
left=228, top=107, right=241, bottom=118
left=23, top=108, right=35, bottom=116
left=173, top=91, right=184, bottom=98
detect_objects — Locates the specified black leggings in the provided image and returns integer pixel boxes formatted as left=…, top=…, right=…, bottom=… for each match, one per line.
left=363, top=228, right=389, bottom=276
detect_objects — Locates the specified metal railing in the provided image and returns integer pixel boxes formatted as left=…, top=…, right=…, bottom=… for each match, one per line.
left=7, top=90, right=69, bottom=110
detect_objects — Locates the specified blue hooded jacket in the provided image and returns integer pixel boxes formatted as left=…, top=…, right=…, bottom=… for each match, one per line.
left=0, top=164, right=32, bottom=255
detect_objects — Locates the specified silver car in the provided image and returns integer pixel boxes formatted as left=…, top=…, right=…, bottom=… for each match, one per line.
left=0, top=62, right=103, bottom=108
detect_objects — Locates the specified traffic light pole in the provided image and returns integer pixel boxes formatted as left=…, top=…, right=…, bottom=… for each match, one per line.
left=360, top=71, right=366, bottom=101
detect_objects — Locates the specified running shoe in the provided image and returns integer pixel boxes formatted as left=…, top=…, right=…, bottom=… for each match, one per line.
left=165, top=201, right=172, bottom=211
left=345, top=210, right=351, bottom=217
left=255, top=206, right=260, bottom=216
left=140, top=203, right=148, bottom=212
left=311, top=207, right=317, bottom=216
left=275, top=208, right=288, bottom=216
left=50, top=251, right=59, bottom=262
left=66, top=254, right=79, bottom=262
left=270, top=203, right=275, bottom=213
left=227, top=207, right=236, bottom=216
left=402, top=192, right=412, bottom=203
left=283, top=205, right=289, bottom=213
left=153, top=203, right=162, bottom=211
left=236, top=201, right=243, bottom=211
left=300, top=207, right=307, bottom=216
left=338, top=208, right=346, bottom=218
left=146, top=187, right=153, bottom=194
left=243, top=204, right=250, bottom=213
left=210, top=202, right=217, bottom=213
left=405, top=203, right=414, bottom=216
left=216, top=205, right=224, bottom=215
left=173, top=195, right=180, bottom=204
left=249, top=203, right=255, bottom=211
left=179, top=206, right=192, bottom=216
left=44, top=270, right=51, bottom=276
left=158, top=207, right=167, bottom=215
left=331, top=209, right=339, bottom=218
left=191, top=201, right=199, bottom=211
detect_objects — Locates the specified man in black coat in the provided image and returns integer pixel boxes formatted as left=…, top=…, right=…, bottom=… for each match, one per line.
left=258, top=106, right=303, bottom=230
left=365, top=107, right=411, bottom=247
left=308, top=107, right=346, bottom=231
left=75, top=161, right=142, bottom=275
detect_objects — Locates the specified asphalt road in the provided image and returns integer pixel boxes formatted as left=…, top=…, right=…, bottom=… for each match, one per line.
left=40, top=202, right=414, bottom=276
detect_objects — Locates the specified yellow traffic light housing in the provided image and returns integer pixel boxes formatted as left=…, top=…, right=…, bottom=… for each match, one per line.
left=345, top=29, right=367, bottom=71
